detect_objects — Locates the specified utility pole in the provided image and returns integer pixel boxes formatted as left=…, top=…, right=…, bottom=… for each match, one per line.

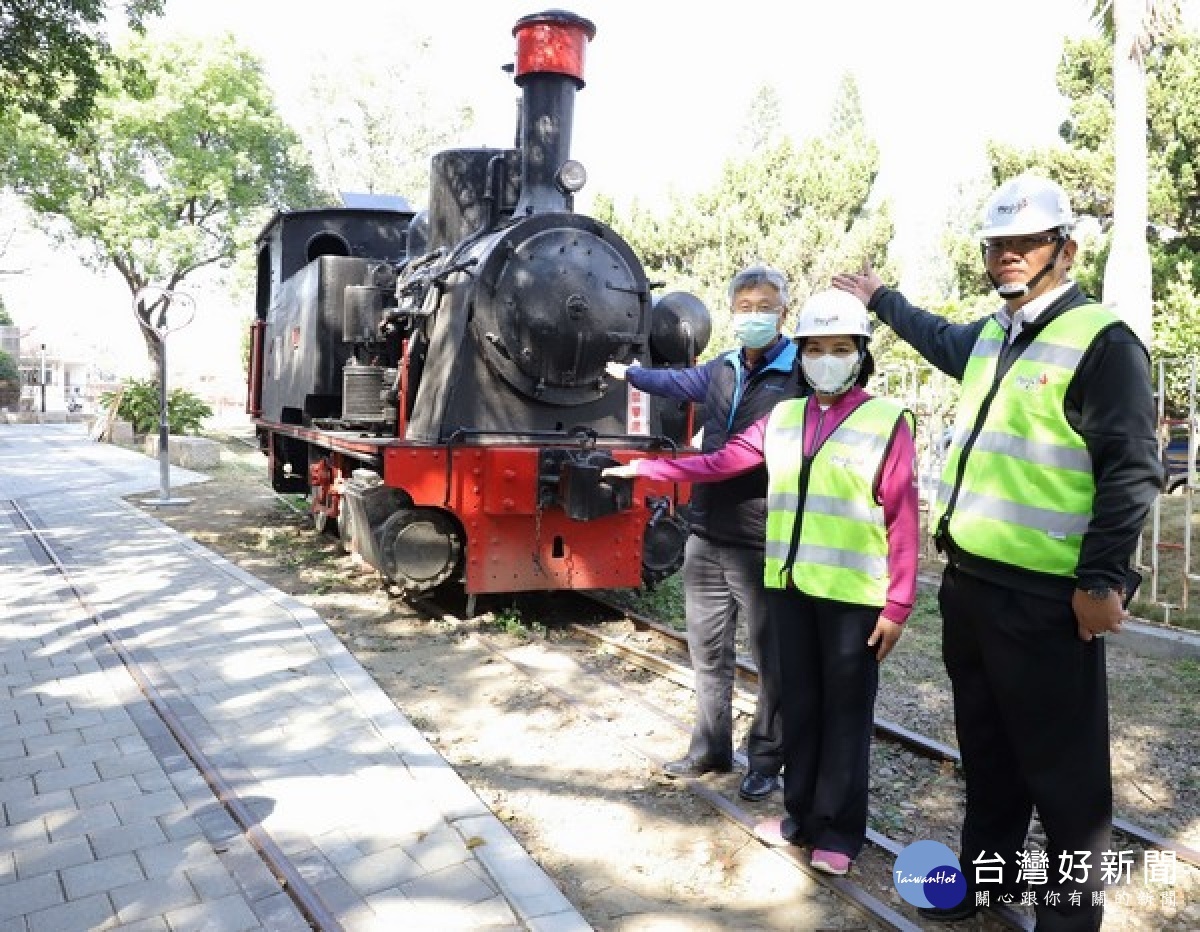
left=39, top=343, right=46, bottom=413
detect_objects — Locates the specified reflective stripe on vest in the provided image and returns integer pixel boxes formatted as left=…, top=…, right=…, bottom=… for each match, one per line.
left=763, top=397, right=909, bottom=605
left=932, top=304, right=1116, bottom=577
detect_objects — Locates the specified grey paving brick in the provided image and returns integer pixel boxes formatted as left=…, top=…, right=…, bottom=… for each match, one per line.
left=7, top=722, right=49, bottom=743
left=104, top=916, right=167, bottom=931
left=56, top=739, right=120, bottom=768
left=14, top=836, right=93, bottom=879
left=94, top=750, right=158, bottom=781
left=45, top=802, right=119, bottom=840
left=32, top=762, right=99, bottom=795
left=183, top=860, right=239, bottom=900
left=61, top=852, right=144, bottom=899
left=164, top=894, right=260, bottom=932
left=22, top=731, right=82, bottom=757
left=110, top=873, right=198, bottom=924
left=0, top=874, right=63, bottom=921
left=131, top=769, right=172, bottom=794
left=0, top=916, right=25, bottom=932
left=0, top=752, right=61, bottom=782
left=26, top=891, right=115, bottom=932
left=79, top=720, right=138, bottom=743
left=156, top=811, right=204, bottom=842
left=0, top=778, right=33, bottom=807
left=112, top=788, right=184, bottom=824
left=0, top=852, right=13, bottom=886
left=249, top=891, right=308, bottom=932
left=133, top=838, right=210, bottom=879
left=337, top=847, right=423, bottom=897
left=4, top=788, right=74, bottom=825
left=0, top=742, right=25, bottom=763
left=88, top=818, right=168, bottom=859
left=400, top=861, right=496, bottom=905
left=71, top=774, right=142, bottom=808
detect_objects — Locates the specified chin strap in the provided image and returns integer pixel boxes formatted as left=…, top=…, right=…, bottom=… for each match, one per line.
left=989, top=237, right=1066, bottom=299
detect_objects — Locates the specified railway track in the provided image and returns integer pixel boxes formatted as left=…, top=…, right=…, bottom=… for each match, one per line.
left=577, top=591, right=1200, bottom=873
left=6, top=499, right=344, bottom=932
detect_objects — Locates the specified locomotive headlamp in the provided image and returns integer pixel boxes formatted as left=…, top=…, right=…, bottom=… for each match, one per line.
left=556, top=159, right=587, bottom=194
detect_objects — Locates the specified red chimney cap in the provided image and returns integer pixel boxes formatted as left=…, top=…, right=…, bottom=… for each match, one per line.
left=512, top=10, right=596, bottom=85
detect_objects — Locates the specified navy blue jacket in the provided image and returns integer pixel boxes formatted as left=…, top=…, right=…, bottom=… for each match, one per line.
left=629, top=336, right=806, bottom=550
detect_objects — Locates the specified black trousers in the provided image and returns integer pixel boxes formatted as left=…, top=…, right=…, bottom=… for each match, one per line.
left=940, top=565, right=1110, bottom=932
left=768, top=588, right=880, bottom=858
left=682, top=535, right=784, bottom=774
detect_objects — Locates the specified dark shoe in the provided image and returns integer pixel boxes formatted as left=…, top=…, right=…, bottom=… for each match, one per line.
left=662, top=754, right=733, bottom=778
left=916, top=901, right=979, bottom=922
left=738, top=770, right=779, bottom=801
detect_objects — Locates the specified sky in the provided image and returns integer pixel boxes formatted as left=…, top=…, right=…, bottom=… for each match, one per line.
left=0, top=0, right=1176, bottom=382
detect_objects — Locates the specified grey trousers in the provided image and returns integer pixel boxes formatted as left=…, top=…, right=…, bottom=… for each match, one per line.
left=682, top=534, right=784, bottom=775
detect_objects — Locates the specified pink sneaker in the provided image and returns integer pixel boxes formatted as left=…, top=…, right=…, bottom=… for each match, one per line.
left=810, top=848, right=852, bottom=875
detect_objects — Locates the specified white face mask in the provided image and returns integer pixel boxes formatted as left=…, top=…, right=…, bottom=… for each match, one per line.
left=801, top=352, right=861, bottom=395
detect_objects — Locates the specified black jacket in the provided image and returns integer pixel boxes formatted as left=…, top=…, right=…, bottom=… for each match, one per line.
left=691, top=341, right=807, bottom=550
left=869, top=283, right=1162, bottom=598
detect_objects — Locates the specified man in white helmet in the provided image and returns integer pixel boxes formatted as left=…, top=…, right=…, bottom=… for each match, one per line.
left=833, top=174, right=1161, bottom=931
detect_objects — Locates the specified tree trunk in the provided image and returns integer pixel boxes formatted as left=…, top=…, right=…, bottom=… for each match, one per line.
left=1102, top=0, right=1155, bottom=349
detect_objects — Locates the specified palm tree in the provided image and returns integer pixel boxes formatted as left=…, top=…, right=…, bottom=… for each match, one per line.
left=1096, top=0, right=1180, bottom=348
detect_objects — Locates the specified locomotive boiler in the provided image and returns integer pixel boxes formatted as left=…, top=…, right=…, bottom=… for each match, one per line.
left=247, top=10, right=712, bottom=596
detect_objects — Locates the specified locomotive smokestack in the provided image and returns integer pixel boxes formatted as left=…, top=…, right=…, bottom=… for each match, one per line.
left=511, top=10, right=595, bottom=216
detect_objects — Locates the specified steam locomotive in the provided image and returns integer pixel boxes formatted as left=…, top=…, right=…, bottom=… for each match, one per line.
left=246, top=10, right=712, bottom=596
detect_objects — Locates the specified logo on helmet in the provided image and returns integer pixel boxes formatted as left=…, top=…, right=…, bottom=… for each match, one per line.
left=813, top=315, right=840, bottom=326
left=995, top=198, right=1029, bottom=216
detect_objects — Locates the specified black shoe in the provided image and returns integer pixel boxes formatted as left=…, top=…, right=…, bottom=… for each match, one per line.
left=916, top=901, right=979, bottom=922
left=738, top=770, right=779, bottom=801
left=662, top=754, right=733, bottom=778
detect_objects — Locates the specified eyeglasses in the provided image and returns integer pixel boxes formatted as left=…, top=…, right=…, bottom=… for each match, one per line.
left=981, top=234, right=1062, bottom=258
left=731, top=304, right=784, bottom=315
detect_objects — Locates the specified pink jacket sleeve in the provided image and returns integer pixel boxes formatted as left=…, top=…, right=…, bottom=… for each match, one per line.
left=878, top=417, right=919, bottom=625
left=631, top=416, right=768, bottom=483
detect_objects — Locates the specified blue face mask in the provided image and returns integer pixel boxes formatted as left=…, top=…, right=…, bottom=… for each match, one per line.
left=732, top=311, right=780, bottom=350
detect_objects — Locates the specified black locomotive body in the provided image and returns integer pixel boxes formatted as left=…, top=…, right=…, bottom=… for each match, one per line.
left=248, top=10, right=711, bottom=596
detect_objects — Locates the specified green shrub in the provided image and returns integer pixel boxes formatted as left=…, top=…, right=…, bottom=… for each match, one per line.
left=0, top=350, right=17, bottom=382
left=100, top=378, right=213, bottom=435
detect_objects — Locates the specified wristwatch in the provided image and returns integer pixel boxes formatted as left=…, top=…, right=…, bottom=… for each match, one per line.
left=1084, top=586, right=1112, bottom=600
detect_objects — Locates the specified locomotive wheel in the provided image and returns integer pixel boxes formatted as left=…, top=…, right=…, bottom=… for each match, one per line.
left=378, top=508, right=463, bottom=593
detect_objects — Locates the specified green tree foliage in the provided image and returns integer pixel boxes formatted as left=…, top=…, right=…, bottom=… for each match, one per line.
left=0, top=0, right=164, bottom=138
left=0, top=348, right=17, bottom=381
left=599, top=75, right=894, bottom=358
left=978, top=33, right=1200, bottom=363
left=0, top=32, right=324, bottom=370
left=295, top=47, right=475, bottom=204
left=0, top=293, right=12, bottom=325
left=100, top=377, right=212, bottom=434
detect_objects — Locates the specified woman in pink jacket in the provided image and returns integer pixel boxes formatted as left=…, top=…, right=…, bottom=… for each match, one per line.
left=604, top=289, right=918, bottom=876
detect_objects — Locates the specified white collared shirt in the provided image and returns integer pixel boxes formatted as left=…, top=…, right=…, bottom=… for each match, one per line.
left=997, top=281, right=1074, bottom=344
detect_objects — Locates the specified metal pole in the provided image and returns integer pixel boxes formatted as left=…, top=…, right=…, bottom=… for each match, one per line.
left=39, top=344, right=46, bottom=413
left=158, top=335, right=171, bottom=501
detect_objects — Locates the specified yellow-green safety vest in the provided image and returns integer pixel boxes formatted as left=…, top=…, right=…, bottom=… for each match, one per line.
left=932, top=303, right=1118, bottom=577
left=763, top=397, right=912, bottom=605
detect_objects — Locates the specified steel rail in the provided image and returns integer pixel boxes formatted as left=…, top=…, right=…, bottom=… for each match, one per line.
left=7, top=500, right=345, bottom=932
left=582, top=593, right=1200, bottom=870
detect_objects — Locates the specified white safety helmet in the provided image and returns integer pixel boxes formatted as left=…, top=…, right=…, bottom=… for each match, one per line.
left=793, top=289, right=872, bottom=339
left=978, top=173, right=1075, bottom=239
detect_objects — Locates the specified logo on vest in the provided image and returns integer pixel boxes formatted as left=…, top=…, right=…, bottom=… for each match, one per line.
left=829, top=453, right=868, bottom=470
left=1013, top=372, right=1049, bottom=392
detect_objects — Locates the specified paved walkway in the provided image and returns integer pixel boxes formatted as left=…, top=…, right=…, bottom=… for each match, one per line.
left=0, top=424, right=590, bottom=931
